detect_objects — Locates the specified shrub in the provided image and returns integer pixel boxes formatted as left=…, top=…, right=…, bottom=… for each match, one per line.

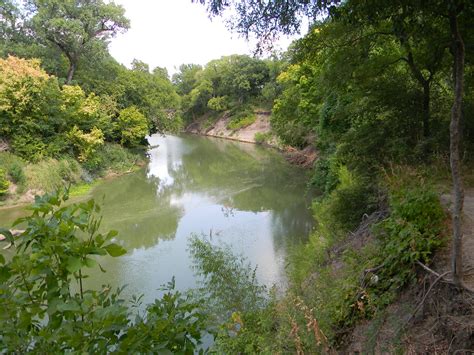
left=0, top=152, right=26, bottom=186
left=67, top=125, right=105, bottom=162
left=207, top=96, right=229, bottom=111
left=84, top=143, right=143, bottom=175
left=24, top=158, right=83, bottom=192
left=0, top=168, right=10, bottom=196
left=228, top=114, right=256, bottom=131
left=0, top=192, right=208, bottom=352
left=310, top=155, right=339, bottom=195
left=313, top=166, right=378, bottom=234
left=117, top=106, right=149, bottom=147
left=254, top=132, right=272, bottom=144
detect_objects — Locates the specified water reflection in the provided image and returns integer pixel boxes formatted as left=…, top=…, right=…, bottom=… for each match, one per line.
left=1, top=134, right=315, bottom=304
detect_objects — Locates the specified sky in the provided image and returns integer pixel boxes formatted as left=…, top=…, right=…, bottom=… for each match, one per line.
left=108, top=0, right=300, bottom=76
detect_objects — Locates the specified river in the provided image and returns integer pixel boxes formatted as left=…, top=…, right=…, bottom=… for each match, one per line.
left=0, top=134, right=314, bottom=304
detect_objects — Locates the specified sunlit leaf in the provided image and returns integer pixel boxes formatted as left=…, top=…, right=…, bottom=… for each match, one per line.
left=104, top=243, right=127, bottom=257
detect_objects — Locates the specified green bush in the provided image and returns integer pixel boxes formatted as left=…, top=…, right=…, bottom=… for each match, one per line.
left=254, top=132, right=272, bottom=144
left=0, top=152, right=26, bottom=186
left=372, top=182, right=445, bottom=291
left=0, top=192, right=208, bottom=352
left=82, top=143, right=143, bottom=175
left=310, top=155, right=339, bottom=195
left=287, top=172, right=446, bottom=348
left=313, top=166, right=378, bottom=234
left=0, top=168, right=10, bottom=196
left=207, top=96, right=229, bottom=111
left=24, top=158, right=83, bottom=192
left=117, top=106, right=149, bottom=147
left=228, top=114, right=256, bottom=131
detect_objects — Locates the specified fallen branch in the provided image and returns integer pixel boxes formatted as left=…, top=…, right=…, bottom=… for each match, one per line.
left=416, top=261, right=474, bottom=293
left=404, top=270, right=451, bottom=327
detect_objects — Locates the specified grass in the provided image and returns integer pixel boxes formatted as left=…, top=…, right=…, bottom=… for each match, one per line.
left=69, top=181, right=100, bottom=197
left=228, top=114, right=256, bottom=131
left=24, top=158, right=83, bottom=192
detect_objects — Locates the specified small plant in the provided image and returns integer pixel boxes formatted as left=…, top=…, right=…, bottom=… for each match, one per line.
left=228, top=114, right=256, bottom=130
left=254, top=132, right=272, bottom=144
left=0, top=191, right=208, bottom=352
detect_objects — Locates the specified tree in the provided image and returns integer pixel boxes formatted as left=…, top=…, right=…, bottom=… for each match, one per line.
left=117, top=106, right=149, bottom=147
left=30, top=0, right=129, bottom=84
left=195, top=0, right=339, bottom=52
left=196, top=0, right=474, bottom=288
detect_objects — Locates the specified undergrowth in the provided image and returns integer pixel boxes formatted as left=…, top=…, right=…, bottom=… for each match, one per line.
left=206, top=166, right=447, bottom=353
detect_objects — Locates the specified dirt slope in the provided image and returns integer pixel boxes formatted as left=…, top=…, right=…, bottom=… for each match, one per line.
left=186, top=111, right=274, bottom=144
left=345, top=189, right=474, bottom=354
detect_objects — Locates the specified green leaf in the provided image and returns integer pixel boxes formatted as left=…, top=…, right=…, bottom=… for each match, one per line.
left=104, top=243, right=127, bottom=257
left=66, top=256, right=82, bottom=273
left=84, top=257, right=97, bottom=268
left=0, top=228, right=14, bottom=244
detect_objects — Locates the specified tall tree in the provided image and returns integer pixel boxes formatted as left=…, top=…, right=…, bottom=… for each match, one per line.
left=30, top=0, right=129, bottom=84
left=196, top=0, right=473, bottom=287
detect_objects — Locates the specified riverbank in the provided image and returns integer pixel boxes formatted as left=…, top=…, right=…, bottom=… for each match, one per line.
left=0, top=143, right=146, bottom=210
left=185, top=111, right=317, bottom=168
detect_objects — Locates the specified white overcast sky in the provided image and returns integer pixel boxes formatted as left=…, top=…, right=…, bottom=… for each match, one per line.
left=108, top=0, right=301, bottom=76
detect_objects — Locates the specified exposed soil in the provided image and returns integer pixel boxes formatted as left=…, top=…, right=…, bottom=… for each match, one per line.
left=186, top=111, right=317, bottom=168
left=186, top=111, right=274, bottom=144
left=344, top=188, right=474, bottom=354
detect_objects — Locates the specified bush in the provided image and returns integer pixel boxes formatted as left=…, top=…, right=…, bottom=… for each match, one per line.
left=24, top=158, right=83, bottom=192
left=117, top=106, right=149, bottom=147
left=0, top=152, right=26, bottom=186
left=0, top=168, right=10, bottom=196
left=0, top=192, right=208, bottom=352
left=83, top=143, right=143, bottom=175
left=254, top=132, right=272, bottom=145
left=66, top=125, right=105, bottom=162
left=287, top=171, right=446, bottom=348
left=228, top=114, right=256, bottom=131
left=310, top=155, right=339, bottom=195
left=313, top=166, right=378, bottom=234
left=207, top=96, right=229, bottom=111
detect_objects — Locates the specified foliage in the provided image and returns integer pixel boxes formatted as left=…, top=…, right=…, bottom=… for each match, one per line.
left=117, top=60, right=182, bottom=133
left=0, top=56, right=62, bottom=160
left=254, top=131, right=272, bottom=145
left=188, top=236, right=267, bottom=318
left=227, top=113, right=256, bottom=131
left=67, top=126, right=105, bottom=162
left=24, top=158, right=83, bottom=192
left=313, top=166, right=378, bottom=234
left=0, top=152, right=26, bottom=186
left=287, top=173, right=446, bottom=347
left=0, top=192, right=208, bottom=352
left=207, top=96, right=229, bottom=112
left=174, top=55, right=275, bottom=122
left=30, top=0, right=129, bottom=83
left=372, top=173, right=446, bottom=291
left=188, top=235, right=275, bottom=353
left=310, top=155, right=339, bottom=195
left=87, top=143, right=144, bottom=176
left=0, top=168, right=10, bottom=196
left=117, top=106, right=149, bottom=147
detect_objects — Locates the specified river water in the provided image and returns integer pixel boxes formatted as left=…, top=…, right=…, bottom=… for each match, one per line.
left=0, top=134, right=314, bottom=304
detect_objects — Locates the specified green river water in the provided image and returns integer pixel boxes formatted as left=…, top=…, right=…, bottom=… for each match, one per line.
left=0, top=134, right=314, bottom=304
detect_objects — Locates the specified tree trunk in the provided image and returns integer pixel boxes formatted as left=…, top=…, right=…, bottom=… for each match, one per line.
left=422, top=81, right=431, bottom=138
left=449, top=5, right=465, bottom=287
left=66, top=62, right=76, bottom=85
